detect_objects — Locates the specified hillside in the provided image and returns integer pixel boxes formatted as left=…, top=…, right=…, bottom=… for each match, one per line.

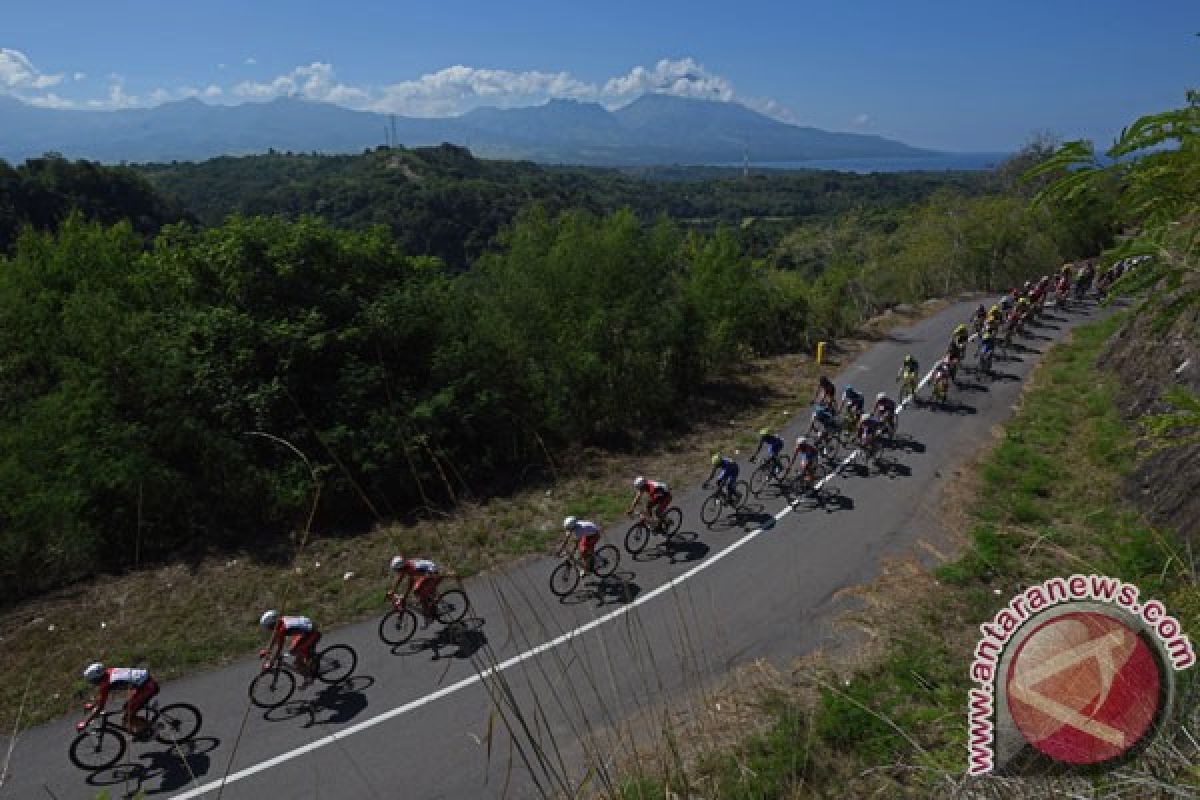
left=136, top=145, right=988, bottom=267
left=0, top=93, right=933, bottom=166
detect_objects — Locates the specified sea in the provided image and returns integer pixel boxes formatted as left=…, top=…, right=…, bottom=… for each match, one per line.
left=717, top=152, right=1011, bottom=173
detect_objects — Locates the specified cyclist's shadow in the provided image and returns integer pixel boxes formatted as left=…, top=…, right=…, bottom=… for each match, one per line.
left=265, top=676, right=375, bottom=727
left=558, top=574, right=642, bottom=607
left=658, top=532, right=710, bottom=564
left=83, top=736, right=220, bottom=796
left=399, top=618, right=489, bottom=661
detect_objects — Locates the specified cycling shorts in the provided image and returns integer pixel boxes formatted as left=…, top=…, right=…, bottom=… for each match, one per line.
left=288, top=630, right=321, bottom=657
left=126, top=678, right=159, bottom=715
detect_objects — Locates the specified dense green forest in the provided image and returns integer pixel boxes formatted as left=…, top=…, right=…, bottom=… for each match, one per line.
left=138, top=145, right=992, bottom=267
left=0, top=155, right=186, bottom=253
left=0, top=145, right=1113, bottom=602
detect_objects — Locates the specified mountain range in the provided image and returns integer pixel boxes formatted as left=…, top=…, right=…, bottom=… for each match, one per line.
left=0, top=93, right=935, bottom=166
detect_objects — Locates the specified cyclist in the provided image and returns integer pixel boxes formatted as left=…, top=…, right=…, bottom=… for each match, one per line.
left=560, top=516, right=601, bottom=576
left=971, top=304, right=987, bottom=333
left=840, top=385, right=866, bottom=422
left=388, top=556, right=443, bottom=625
left=813, top=374, right=836, bottom=407
left=260, top=610, right=320, bottom=687
left=703, top=453, right=740, bottom=500
left=873, top=392, right=897, bottom=434
left=783, top=435, right=820, bottom=486
left=809, top=401, right=839, bottom=436
left=749, top=427, right=786, bottom=468
left=79, top=663, right=159, bottom=739
left=628, top=475, right=672, bottom=532
left=952, top=323, right=969, bottom=351
left=931, top=358, right=952, bottom=400
left=978, top=330, right=996, bottom=367
left=857, top=413, right=883, bottom=449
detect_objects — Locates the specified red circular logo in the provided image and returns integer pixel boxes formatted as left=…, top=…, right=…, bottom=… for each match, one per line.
left=1005, top=611, right=1163, bottom=765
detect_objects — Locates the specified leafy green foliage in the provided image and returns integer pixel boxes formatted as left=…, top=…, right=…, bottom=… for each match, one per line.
left=0, top=155, right=186, bottom=252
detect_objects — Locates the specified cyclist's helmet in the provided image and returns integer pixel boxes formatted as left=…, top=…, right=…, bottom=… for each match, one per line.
left=796, top=435, right=809, bottom=446
left=990, top=304, right=1000, bottom=314
left=954, top=323, right=967, bottom=334
left=877, top=392, right=887, bottom=400
left=633, top=476, right=646, bottom=490
left=758, top=427, right=770, bottom=437
left=563, top=516, right=577, bottom=531
left=711, top=453, right=722, bottom=466
left=259, top=610, right=279, bottom=630
left=389, top=555, right=405, bottom=572
left=83, top=662, right=106, bottom=684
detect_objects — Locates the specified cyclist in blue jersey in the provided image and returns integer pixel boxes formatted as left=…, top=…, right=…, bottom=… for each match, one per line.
left=749, top=427, right=785, bottom=466
left=703, top=453, right=740, bottom=498
left=840, top=386, right=865, bottom=421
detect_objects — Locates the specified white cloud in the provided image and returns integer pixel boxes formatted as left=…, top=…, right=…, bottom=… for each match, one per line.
left=370, top=64, right=595, bottom=116
left=234, top=61, right=369, bottom=106
left=4, top=55, right=802, bottom=123
left=0, top=47, right=63, bottom=90
left=602, top=58, right=733, bottom=102
left=244, top=57, right=257, bottom=65
left=88, top=80, right=138, bottom=109
left=25, top=92, right=75, bottom=109
left=73, top=71, right=86, bottom=81
left=852, top=113, right=871, bottom=127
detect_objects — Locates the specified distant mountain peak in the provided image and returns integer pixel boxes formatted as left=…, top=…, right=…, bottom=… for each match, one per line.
left=0, top=92, right=934, bottom=166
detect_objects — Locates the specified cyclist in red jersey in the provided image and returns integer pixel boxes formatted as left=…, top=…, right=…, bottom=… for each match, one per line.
left=79, top=663, right=159, bottom=738
left=388, top=556, right=443, bottom=623
left=628, top=475, right=672, bottom=531
left=260, top=610, right=321, bottom=686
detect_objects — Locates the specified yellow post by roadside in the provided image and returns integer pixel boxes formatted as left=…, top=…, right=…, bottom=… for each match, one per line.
left=816, top=341, right=826, bottom=366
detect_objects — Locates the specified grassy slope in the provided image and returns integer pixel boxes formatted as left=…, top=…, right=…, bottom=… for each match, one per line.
left=619, top=313, right=1199, bottom=798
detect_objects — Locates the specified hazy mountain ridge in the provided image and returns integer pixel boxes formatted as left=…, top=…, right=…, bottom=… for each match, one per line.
left=0, top=93, right=934, bottom=166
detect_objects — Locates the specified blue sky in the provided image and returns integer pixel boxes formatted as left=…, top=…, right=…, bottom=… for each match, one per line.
left=2, top=0, right=1196, bottom=151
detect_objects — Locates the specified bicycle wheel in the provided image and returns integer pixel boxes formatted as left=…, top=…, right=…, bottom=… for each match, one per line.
left=592, top=544, right=620, bottom=578
left=749, top=462, right=773, bottom=496
left=434, top=589, right=470, bottom=625
left=316, top=644, right=357, bottom=685
left=379, top=608, right=417, bottom=646
left=249, top=667, right=296, bottom=709
left=661, top=506, right=683, bottom=537
left=624, top=522, right=650, bottom=554
left=154, top=703, right=202, bottom=745
left=700, top=493, right=723, bottom=527
left=69, top=727, right=126, bottom=771
left=549, top=559, right=580, bottom=597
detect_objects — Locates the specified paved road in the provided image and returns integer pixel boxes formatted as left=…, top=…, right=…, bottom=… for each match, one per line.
left=0, top=296, right=1109, bottom=800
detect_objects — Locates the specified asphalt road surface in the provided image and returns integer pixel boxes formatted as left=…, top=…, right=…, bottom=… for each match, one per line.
left=0, top=295, right=1112, bottom=800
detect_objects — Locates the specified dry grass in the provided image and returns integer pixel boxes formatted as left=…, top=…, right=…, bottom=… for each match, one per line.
left=0, top=300, right=959, bottom=733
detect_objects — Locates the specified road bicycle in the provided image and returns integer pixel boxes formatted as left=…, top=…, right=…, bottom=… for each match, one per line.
left=931, top=375, right=950, bottom=406
left=549, top=540, right=620, bottom=596
left=977, top=342, right=994, bottom=377
left=897, top=369, right=918, bottom=406
left=699, top=478, right=750, bottom=527
left=749, top=453, right=792, bottom=496
left=248, top=641, right=358, bottom=709
left=624, top=507, right=684, bottom=555
left=786, top=457, right=826, bottom=502
left=378, top=584, right=471, bottom=646
left=69, top=698, right=202, bottom=771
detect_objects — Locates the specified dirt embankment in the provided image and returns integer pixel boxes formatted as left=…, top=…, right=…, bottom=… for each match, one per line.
left=1098, top=271, right=1200, bottom=541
